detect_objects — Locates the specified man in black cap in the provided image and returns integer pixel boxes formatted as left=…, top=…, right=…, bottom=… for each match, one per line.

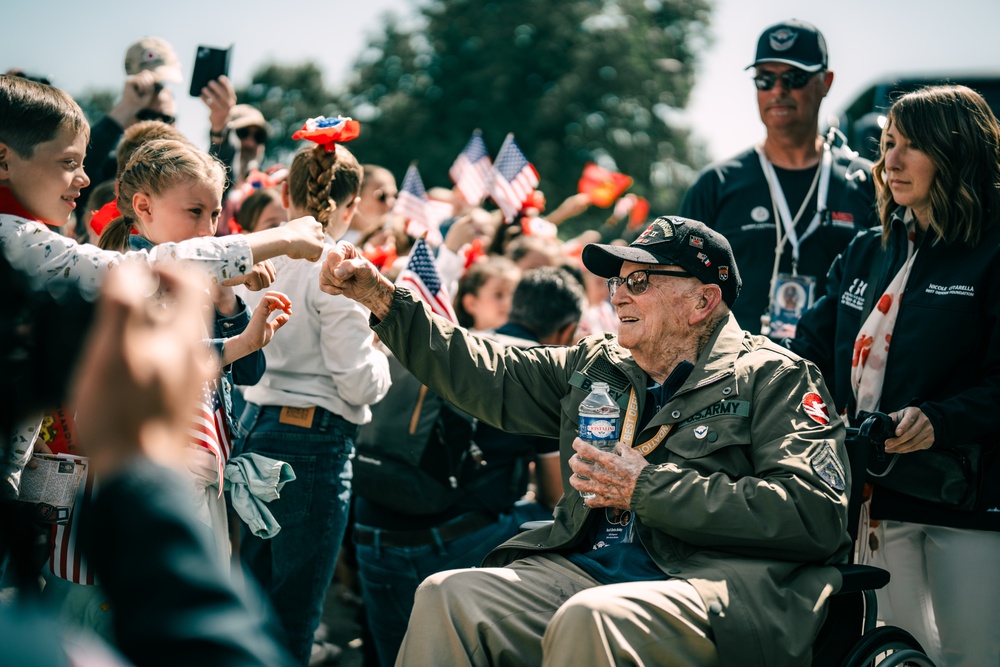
left=318, top=216, right=851, bottom=667
left=680, top=19, right=876, bottom=341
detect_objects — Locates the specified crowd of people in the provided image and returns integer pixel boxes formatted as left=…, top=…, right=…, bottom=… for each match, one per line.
left=1, top=17, right=998, bottom=667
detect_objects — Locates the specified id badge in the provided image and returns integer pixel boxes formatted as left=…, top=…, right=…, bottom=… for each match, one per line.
left=766, top=273, right=815, bottom=339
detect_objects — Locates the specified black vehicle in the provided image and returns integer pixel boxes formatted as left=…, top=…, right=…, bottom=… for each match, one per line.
left=834, top=73, right=1000, bottom=160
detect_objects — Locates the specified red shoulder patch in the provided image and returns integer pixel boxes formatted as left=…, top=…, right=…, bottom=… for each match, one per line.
left=802, top=392, right=830, bottom=425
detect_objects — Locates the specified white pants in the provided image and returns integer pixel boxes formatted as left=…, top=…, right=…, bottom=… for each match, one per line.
left=872, top=520, right=1000, bottom=667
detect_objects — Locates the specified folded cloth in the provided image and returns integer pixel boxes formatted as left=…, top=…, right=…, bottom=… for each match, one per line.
left=222, top=452, right=295, bottom=539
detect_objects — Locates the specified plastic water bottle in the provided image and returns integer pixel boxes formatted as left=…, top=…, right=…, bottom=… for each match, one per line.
left=577, top=382, right=620, bottom=500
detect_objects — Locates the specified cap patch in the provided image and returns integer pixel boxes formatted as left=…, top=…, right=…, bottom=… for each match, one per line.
left=802, top=392, right=830, bottom=425
left=769, top=28, right=798, bottom=52
left=719, top=266, right=729, bottom=282
left=689, top=236, right=704, bottom=249
left=696, top=252, right=711, bottom=267
left=634, top=218, right=675, bottom=246
left=810, top=441, right=846, bottom=492
left=143, top=49, right=158, bottom=62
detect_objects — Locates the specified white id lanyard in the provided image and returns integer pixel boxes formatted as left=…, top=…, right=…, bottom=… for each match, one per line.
left=755, top=143, right=833, bottom=273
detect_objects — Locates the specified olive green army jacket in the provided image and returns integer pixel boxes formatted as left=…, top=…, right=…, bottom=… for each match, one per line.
left=373, top=287, right=851, bottom=667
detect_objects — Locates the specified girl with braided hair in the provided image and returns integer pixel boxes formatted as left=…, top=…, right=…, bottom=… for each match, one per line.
left=97, top=139, right=292, bottom=550
left=236, top=118, right=391, bottom=666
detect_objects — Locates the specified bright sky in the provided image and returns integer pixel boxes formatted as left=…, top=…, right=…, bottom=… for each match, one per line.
left=4, top=0, right=998, bottom=169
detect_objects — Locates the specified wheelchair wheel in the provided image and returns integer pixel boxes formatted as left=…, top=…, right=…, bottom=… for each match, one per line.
left=839, top=625, right=933, bottom=667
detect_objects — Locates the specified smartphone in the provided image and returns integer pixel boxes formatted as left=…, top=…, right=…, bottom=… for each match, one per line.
left=189, top=44, right=232, bottom=97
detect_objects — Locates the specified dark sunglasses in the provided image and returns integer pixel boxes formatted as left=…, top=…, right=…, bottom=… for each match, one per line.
left=135, top=108, right=176, bottom=125
left=374, top=188, right=397, bottom=203
left=753, top=69, right=818, bottom=92
left=236, top=127, right=268, bottom=143
left=606, top=269, right=692, bottom=297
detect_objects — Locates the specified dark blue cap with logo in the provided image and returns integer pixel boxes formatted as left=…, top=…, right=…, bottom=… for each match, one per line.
left=747, top=19, right=828, bottom=73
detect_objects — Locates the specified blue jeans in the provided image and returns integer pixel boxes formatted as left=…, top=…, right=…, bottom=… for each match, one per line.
left=236, top=403, right=357, bottom=666
left=355, top=501, right=552, bottom=667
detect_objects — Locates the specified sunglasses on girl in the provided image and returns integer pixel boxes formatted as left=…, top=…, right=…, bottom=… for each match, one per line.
left=606, top=269, right=693, bottom=297
left=752, top=68, right=818, bottom=92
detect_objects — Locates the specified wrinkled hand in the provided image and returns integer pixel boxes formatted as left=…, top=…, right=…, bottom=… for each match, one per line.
left=220, top=259, right=277, bottom=291
left=243, top=291, right=292, bottom=351
left=201, top=75, right=236, bottom=134
left=885, top=406, right=935, bottom=454
left=568, top=438, right=648, bottom=509
left=319, top=241, right=394, bottom=318
left=283, top=216, right=325, bottom=261
left=69, top=264, right=215, bottom=476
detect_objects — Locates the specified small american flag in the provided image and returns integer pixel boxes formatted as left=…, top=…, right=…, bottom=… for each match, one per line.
left=392, top=164, right=430, bottom=233
left=50, top=472, right=96, bottom=585
left=449, top=130, right=493, bottom=206
left=491, top=134, right=539, bottom=222
left=189, top=379, right=232, bottom=487
left=397, top=237, right=457, bottom=322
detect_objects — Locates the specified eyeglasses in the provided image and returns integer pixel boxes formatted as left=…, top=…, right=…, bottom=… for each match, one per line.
left=752, top=69, right=818, bottom=92
left=374, top=189, right=397, bottom=203
left=236, top=127, right=267, bottom=143
left=607, top=269, right=693, bottom=297
left=135, top=108, right=176, bottom=125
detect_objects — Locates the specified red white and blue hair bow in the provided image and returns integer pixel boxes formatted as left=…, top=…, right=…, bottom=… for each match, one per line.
left=291, top=116, right=360, bottom=152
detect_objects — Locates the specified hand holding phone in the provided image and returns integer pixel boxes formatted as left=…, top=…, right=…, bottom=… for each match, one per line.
left=189, top=45, right=232, bottom=97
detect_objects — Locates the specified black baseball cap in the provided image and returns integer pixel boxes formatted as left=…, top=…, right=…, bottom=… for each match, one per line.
left=747, top=19, right=828, bottom=73
left=582, top=216, right=742, bottom=307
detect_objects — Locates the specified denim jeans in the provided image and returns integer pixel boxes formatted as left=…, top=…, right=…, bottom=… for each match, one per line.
left=355, top=501, right=552, bottom=667
left=235, top=403, right=357, bottom=666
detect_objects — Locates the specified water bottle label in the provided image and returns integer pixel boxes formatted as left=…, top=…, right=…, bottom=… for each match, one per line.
left=579, top=416, right=619, bottom=441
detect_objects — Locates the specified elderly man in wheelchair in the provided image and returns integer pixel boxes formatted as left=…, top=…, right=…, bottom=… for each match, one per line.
left=320, top=216, right=932, bottom=666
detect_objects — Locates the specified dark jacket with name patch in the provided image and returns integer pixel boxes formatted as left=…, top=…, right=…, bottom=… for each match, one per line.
left=792, top=211, right=1000, bottom=529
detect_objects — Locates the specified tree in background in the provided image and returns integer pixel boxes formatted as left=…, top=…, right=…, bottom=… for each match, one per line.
left=234, top=61, right=338, bottom=166
left=338, top=0, right=712, bottom=238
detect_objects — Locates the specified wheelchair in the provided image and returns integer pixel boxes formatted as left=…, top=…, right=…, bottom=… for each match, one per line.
left=523, top=412, right=936, bottom=666
left=811, top=412, right=935, bottom=666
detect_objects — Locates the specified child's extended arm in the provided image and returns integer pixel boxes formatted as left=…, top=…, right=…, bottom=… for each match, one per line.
left=0, top=214, right=322, bottom=299
left=220, top=291, right=292, bottom=366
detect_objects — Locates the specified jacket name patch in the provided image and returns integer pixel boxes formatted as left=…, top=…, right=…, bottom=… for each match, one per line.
left=677, top=400, right=750, bottom=429
left=926, top=283, right=974, bottom=297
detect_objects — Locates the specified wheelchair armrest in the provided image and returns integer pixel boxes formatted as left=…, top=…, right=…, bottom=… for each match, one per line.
left=519, top=520, right=555, bottom=532
left=833, top=563, right=890, bottom=594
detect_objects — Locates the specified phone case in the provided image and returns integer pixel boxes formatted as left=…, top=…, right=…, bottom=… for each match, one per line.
left=189, top=45, right=232, bottom=97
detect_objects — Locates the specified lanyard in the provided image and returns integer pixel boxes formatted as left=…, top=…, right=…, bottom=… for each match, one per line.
left=619, top=388, right=672, bottom=457
left=755, top=143, right=833, bottom=271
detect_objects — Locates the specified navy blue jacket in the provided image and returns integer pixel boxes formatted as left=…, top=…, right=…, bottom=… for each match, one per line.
left=792, top=212, right=1000, bottom=529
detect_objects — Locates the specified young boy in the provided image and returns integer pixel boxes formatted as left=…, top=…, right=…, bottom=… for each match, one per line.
left=1, top=74, right=324, bottom=496
left=0, top=74, right=325, bottom=300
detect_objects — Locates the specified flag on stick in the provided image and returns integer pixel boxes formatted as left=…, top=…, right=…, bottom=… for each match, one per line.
left=490, top=134, right=539, bottom=222
left=449, top=130, right=493, bottom=206
left=396, top=237, right=457, bottom=321
left=578, top=163, right=633, bottom=207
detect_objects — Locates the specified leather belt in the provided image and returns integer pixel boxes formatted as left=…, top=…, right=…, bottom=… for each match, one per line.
left=355, top=511, right=496, bottom=548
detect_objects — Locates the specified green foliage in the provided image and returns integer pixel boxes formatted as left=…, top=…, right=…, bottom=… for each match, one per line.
left=234, top=61, right=338, bottom=165
left=338, top=0, right=712, bottom=240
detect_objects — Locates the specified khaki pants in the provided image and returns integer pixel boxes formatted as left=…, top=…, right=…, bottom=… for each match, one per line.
left=395, top=552, right=719, bottom=667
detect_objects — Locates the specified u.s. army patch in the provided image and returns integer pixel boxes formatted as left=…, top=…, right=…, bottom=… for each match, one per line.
left=811, top=441, right=846, bottom=492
